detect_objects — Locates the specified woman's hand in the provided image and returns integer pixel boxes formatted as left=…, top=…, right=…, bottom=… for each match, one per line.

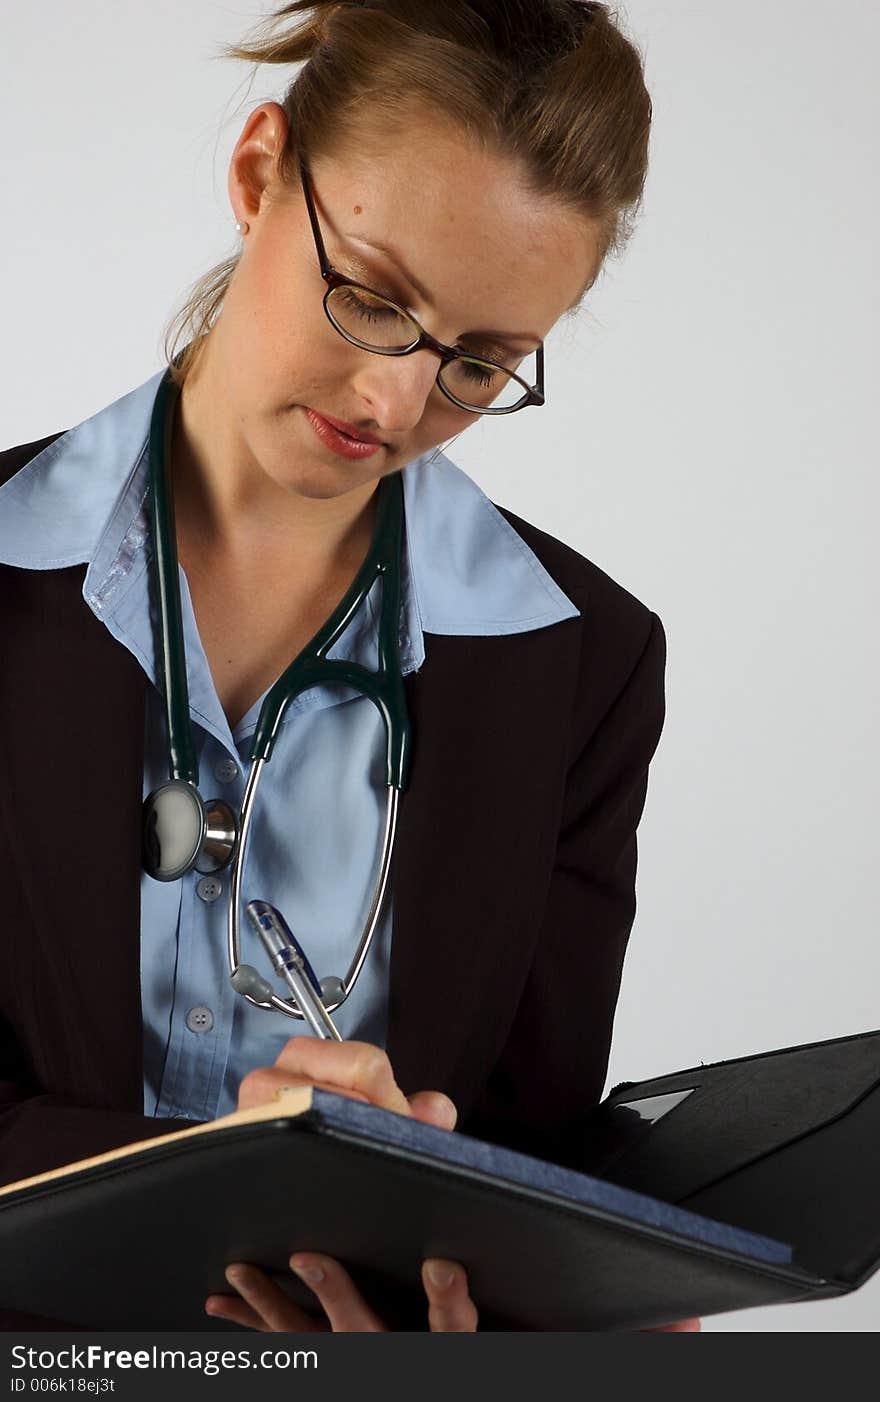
left=206, top=1261, right=696, bottom=1332
left=222, top=1039, right=694, bottom=1333
left=235, top=1035, right=457, bottom=1129
left=206, top=1255, right=478, bottom=1333
left=210, top=1037, right=474, bottom=1330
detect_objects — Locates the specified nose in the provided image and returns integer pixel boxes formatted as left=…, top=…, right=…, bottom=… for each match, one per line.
left=352, top=347, right=446, bottom=437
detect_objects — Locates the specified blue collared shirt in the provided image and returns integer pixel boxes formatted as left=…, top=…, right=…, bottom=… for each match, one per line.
left=0, top=368, right=578, bottom=1120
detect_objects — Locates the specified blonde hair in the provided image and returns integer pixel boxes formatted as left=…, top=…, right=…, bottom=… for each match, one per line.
left=164, top=0, right=652, bottom=388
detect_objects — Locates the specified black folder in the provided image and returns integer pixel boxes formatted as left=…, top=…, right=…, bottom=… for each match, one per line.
left=1, top=1028, right=877, bottom=1331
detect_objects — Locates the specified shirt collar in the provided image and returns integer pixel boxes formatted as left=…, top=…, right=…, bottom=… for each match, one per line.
left=0, top=367, right=579, bottom=640
left=0, top=373, right=161, bottom=570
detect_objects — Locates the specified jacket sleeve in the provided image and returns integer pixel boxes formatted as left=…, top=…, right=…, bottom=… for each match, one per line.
left=0, top=1021, right=196, bottom=1332
left=460, top=610, right=667, bottom=1170
left=0, top=1061, right=195, bottom=1188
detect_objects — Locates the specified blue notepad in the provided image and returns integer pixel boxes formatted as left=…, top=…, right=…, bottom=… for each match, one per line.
left=309, top=1089, right=793, bottom=1265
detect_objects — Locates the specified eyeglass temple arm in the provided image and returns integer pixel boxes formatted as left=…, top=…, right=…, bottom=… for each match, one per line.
left=299, top=154, right=334, bottom=278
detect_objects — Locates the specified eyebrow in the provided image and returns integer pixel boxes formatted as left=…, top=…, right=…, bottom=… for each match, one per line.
left=347, top=235, right=543, bottom=352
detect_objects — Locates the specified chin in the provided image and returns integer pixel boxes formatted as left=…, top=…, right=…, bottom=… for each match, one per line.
left=274, top=462, right=381, bottom=502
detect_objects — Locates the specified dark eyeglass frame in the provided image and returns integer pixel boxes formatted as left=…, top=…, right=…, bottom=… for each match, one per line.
left=298, top=155, right=545, bottom=416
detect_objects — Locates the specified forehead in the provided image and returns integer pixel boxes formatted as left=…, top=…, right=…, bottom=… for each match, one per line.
left=307, top=121, right=600, bottom=339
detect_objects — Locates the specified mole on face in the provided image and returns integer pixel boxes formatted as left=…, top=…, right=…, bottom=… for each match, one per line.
left=353, top=205, right=362, bottom=215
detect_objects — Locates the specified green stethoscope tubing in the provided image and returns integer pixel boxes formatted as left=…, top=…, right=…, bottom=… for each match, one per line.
left=149, top=366, right=411, bottom=788
left=145, top=366, right=412, bottom=1019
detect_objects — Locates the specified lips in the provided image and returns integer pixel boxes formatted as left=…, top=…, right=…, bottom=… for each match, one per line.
left=316, top=411, right=384, bottom=446
left=304, top=408, right=384, bottom=460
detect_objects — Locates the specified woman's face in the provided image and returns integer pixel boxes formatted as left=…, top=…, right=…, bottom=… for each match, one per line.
left=201, top=103, right=601, bottom=504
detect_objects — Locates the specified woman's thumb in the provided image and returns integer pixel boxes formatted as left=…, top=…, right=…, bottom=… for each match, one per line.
left=407, top=1090, right=458, bottom=1131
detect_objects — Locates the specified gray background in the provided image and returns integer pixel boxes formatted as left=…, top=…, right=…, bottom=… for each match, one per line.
left=1, top=2, right=876, bottom=1331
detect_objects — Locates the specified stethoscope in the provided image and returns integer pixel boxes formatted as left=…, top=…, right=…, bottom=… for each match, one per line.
left=141, top=367, right=411, bottom=1026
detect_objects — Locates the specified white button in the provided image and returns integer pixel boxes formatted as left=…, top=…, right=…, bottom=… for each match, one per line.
left=214, top=758, right=239, bottom=784
left=185, top=1005, right=214, bottom=1034
left=196, top=876, right=223, bottom=903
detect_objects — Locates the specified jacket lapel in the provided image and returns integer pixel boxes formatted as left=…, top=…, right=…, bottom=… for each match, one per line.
left=0, top=564, right=147, bottom=1111
left=388, top=624, right=580, bottom=1117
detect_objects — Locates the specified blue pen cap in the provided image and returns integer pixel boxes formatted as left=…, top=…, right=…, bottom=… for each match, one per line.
left=245, top=900, right=325, bottom=998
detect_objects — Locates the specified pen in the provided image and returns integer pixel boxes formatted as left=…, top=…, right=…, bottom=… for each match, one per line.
left=244, top=900, right=343, bottom=1041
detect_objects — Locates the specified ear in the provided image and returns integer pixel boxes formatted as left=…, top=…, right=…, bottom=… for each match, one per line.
left=228, top=101, right=291, bottom=229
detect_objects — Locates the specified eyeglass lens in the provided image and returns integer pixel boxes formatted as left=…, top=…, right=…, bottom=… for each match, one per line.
left=325, top=285, right=536, bottom=413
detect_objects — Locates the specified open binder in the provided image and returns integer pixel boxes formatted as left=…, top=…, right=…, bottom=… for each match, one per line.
left=0, top=1027, right=878, bottom=1331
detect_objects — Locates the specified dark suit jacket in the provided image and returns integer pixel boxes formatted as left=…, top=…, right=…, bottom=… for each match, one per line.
left=0, top=428, right=666, bottom=1323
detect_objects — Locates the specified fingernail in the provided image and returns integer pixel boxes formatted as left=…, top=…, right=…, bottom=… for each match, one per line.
left=290, top=1256, right=325, bottom=1284
left=225, top=1265, right=245, bottom=1285
left=426, top=1262, right=456, bottom=1289
left=436, top=1096, right=457, bottom=1130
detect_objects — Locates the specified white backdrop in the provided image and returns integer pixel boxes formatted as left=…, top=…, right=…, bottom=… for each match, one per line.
left=1, top=2, right=877, bottom=1332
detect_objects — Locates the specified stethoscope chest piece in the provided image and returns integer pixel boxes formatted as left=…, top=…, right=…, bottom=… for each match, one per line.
left=142, top=780, right=238, bottom=882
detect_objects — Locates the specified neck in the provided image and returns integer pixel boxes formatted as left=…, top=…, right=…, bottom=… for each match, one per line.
left=169, top=342, right=380, bottom=576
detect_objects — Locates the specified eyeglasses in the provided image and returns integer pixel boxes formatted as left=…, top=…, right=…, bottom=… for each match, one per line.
left=298, top=155, right=545, bottom=416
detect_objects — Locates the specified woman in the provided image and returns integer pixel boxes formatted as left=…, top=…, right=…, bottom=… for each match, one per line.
left=0, top=0, right=697, bottom=1331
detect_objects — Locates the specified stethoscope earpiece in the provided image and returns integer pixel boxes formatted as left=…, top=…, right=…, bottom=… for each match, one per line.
left=319, top=976, right=345, bottom=1005
left=230, top=963, right=276, bottom=1004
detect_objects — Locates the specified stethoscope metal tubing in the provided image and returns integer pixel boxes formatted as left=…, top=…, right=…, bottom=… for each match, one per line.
left=228, top=760, right=399, bottom=1019
left=342, top=785, right=399, bottom=1001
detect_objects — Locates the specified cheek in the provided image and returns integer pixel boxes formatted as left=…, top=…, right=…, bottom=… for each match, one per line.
left=240, top=304, right=344, bottom=410
left=232, top=245, right=326, bottom=369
